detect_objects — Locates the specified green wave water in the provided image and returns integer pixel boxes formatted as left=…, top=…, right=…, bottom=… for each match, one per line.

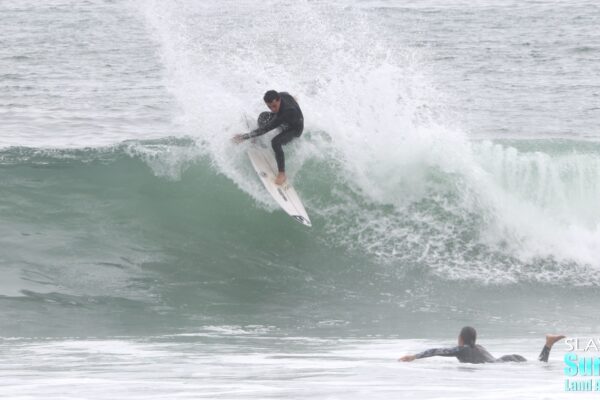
left=1, top=139, right=599, bottom=340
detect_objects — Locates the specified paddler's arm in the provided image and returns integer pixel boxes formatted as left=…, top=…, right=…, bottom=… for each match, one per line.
left=399, top=347, right=463, bottom=362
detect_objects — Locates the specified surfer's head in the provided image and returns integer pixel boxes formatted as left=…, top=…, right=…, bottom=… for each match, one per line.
left=264, top=90, right=281, bottom=113
left=458, top=326, right=477, bottom=347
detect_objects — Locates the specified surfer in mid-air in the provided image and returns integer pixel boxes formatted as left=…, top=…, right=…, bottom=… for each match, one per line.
left=233, top=90, right=304, bottom=185
left=398, top=326, right=565, bottom=364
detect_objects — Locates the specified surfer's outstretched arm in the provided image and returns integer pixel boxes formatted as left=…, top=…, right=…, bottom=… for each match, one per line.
left=399, top=346, right=462, bottom=362
left=232, top=113, right=289, bottom=144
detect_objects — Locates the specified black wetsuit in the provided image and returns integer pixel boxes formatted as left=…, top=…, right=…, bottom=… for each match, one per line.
left=415, top=344, right=552, bottom=364
left=248, top=92, right=304, bottom=172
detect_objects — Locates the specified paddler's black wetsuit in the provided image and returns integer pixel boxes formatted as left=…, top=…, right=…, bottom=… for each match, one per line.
left=246, top=92, right=304, bottom=173
left=415, top=344, right=552, bottom=364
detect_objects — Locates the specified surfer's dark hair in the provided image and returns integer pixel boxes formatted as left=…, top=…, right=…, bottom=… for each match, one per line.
left=460, top=326, right=477, bottom=347
left=263, top=90, right=279, bottom=103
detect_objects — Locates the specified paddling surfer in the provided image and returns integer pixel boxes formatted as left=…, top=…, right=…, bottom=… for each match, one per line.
left=233, top=90, right=304, bottom=185
left=399, top=326, right=565, bottom=364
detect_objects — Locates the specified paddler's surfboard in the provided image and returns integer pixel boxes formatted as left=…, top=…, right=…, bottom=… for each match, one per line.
left=247, top=145, right=312, bottom=227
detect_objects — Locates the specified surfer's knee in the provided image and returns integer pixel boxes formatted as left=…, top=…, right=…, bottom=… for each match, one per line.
left=258, top=112, right=273, bottom=129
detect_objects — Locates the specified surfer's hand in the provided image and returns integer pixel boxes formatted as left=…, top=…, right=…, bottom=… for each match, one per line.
left=232, top=133, right=249, bottom=144
left=398, top=355, right=416, bottom=362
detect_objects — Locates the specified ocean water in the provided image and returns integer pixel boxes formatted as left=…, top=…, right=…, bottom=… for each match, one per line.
left=1, top=0, right=599, bottom=398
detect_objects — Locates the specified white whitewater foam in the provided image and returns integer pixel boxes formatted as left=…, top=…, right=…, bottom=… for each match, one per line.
left=0, top=334, right=576, bottom=400
left=142, top=0, right=600, bottom=282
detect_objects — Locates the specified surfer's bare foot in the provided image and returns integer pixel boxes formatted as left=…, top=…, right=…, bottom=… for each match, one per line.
left=275, top=172, right=286, bottom=185
left=545, top=334, right=566, bottom=348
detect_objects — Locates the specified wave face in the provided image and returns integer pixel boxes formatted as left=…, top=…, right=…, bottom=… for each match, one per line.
left=1, top=139, right=599, bottom=338
left=1, top=0, right=600, bottom=339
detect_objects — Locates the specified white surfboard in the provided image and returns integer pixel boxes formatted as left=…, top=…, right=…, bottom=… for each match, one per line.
left=247, top=145, right=312, bottom=227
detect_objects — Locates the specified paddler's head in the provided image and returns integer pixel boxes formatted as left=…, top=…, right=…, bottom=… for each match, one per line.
left=264, top=90, right=281, bottom=113
left=458, top=326, right=477, bottom=347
